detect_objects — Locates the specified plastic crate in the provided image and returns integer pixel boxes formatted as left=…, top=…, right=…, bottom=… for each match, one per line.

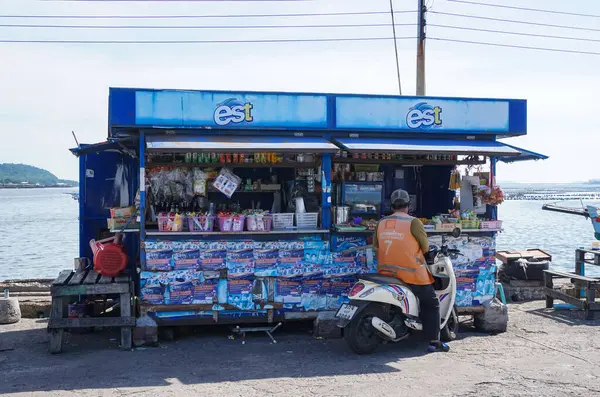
left=296, top=213, right=319, bottom=229
left=246, top=215, right=272, bottom=232
left=187, top=215, right=215, bottom=232
left=480, top=220, right=503, bottom=230
left=460, top=219, right=481, bottom=230
left=218, top=215, right=246, bottom=232
left=157, top=214, right=185, bottom=232
left=272, top=213, right=294, bottom=230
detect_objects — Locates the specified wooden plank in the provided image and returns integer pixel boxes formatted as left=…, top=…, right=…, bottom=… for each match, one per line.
left=84, top=270, right=101, bottom=285
left=456, top=306, right=485, bottom=314
left=98, top=275, right=113, bottom=284
left=48, top=297, right=64, bottom=353
left=51, top=283, right=130, bottom=297
left=284, top=312, right=319, bottom=321
left=544, top=288, right=585, bottom=309
left=52, top=270, right=73, bottom=286
left=544, top=270, right=599, bottom=283
left=48, top=316, right=135, bottom=329
left=69, top=270, right=88, bottom=285
left=544, top=271, right=554, bottom=309
left=114, top=275, right=130, bottom=284
left=120, top=292, right=132, bottom=350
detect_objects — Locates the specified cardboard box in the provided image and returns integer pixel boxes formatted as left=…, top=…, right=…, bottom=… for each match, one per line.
left=110, top=206, right=136, bottom=219
left=107, top=217, right=140, bottom=230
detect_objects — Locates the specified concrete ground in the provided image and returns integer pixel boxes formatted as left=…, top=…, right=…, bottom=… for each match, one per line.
left=1, top=301, right=600, bottom=397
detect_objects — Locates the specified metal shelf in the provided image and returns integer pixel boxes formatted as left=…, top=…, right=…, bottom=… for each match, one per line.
left=145, top=229, right=330, bottom=236
left=146, top=162, right=318, bottom=169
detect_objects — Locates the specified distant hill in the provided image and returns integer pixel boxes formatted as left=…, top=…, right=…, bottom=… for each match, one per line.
left=0, top=163, right=78, bottom=186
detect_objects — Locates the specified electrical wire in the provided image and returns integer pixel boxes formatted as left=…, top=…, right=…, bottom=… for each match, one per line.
left=430, top=11, right=600, bottom=33
left=429, top=23, right=600, bottom=43
left=0, top=22, right=416, bottom=29
left=0, top=10, right=417, bottom=19
left=0, top=36, right=416, bottom=44
left=447, top=0, right=600, bottom=18
left=429, top=37, right=600, bottom=56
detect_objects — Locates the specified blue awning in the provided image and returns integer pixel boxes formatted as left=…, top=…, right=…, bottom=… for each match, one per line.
left=146, top=135, right=339, bottom=153
left=335, top=138, right=522, bottom=157
left=495, top=143, right=549, bottom=163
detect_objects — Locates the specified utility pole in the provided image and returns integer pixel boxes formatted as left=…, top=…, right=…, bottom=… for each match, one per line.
left=389, top=0, right=403, bottom=95
left=416, top=0, right=427, bottom=95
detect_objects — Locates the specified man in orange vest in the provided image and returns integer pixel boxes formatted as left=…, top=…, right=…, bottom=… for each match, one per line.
left=373, top=189, right=449, bottom=353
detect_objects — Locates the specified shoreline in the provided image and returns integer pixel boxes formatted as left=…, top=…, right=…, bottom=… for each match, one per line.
left=0, top=185, right=77, bottom=189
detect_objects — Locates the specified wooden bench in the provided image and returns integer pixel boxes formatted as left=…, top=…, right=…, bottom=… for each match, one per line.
left=543, top=269, right=600, bottom=320
left=48, top=269, right=135, bottom=353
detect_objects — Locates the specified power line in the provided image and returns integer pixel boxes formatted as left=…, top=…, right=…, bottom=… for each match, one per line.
left=429, top=37, right=600, bottom=56
left=42, top=0, right=309, bottom=2
left=430, top=23, right=600, bottom=43
left=0, top=10, right=417, bottom=19
left=0, top=22, right=416, bottom=29
left=0, top=36, right=416, bottom=44
left=430, top=11, right=600, bottom=33
left=447, top=0, right=600, bottom=18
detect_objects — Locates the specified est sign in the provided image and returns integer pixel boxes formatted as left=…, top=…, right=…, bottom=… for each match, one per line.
left=213, top=98, right=254, bottom=126
left=406, top=102, right=443, bottom=129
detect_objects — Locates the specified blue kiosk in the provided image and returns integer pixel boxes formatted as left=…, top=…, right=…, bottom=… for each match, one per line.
left=72, top=88, right=546, bottom=326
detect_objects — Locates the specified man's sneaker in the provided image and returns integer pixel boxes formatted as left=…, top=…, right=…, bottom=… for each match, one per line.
left=427, top=341, right=450, bottom=353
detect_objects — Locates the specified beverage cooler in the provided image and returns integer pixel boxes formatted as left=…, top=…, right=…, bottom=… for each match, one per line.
left=335, top=182, right=385, bottom=223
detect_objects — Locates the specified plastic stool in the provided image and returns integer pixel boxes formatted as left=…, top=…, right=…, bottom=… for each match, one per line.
left=495, top=282, right=506, bottom=305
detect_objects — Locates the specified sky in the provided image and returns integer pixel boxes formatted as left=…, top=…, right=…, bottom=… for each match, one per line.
left=0, top=0, right=598, bottom=183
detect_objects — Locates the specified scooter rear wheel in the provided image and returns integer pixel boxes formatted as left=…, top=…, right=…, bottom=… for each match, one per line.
left=344, top=304, right=385, bottom=355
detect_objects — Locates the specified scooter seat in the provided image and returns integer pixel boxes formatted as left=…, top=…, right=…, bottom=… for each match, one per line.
left=358, top=273, right=406, bottom=286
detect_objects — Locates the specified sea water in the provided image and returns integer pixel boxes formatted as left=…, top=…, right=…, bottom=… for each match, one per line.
left=0, top=188, right=598, bottom=280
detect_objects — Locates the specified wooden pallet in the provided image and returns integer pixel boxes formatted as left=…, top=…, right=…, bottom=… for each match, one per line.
left=48, top=269, right=134, bottom=354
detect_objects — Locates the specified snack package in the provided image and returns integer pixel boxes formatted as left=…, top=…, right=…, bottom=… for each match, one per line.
left=213, top=168, right=241, bottom=198
left=198, top=241, right=227, bottom=271
left=227, top=279, right=255, bottom=310
left=172, top=241, right=200, bottom=271
left=144, top=240, right=174, bottom=271
left=330, top=235, right=367, bottom=252
left=303, top=241, right=329, bottom=266
left=323, top=252, right=360, bottom=278
left=274, top=279, right=302, bottom=310
left=326, top=277, right=356, bottom=309
left=226, top=241, right=255, bottom=279
left=192, top=168, right=208, bottom=196
left=191, top=277, right=218, bottom=305
left=276, top=241, right=304, bottom=278
left=140, top=272, right=167, bottom=304
left=300, top=279, right=327, bottom=311
left=253, top=241, right=279, bottom=277
left=165, top=270, right=194, bottom=305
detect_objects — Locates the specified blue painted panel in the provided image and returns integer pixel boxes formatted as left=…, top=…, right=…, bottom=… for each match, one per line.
left=135, top=90, right=328, bottom=129
left=335, top=96, right=520, bottom=134
left=108, top=88, right=136, bottom=126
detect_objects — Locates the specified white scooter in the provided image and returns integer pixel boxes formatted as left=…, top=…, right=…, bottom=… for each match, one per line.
left=336, top=236, right=460, bottom=355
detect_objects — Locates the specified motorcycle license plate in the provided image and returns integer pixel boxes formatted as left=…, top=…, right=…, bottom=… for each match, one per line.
left=336, top=304, right=358, bottom=320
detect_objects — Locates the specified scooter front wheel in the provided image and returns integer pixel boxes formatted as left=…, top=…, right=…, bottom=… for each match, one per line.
left=344, top=304, right=385, bottom=355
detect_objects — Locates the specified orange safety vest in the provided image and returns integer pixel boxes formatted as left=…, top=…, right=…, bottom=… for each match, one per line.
left=376, top=215, right=433, bottom=285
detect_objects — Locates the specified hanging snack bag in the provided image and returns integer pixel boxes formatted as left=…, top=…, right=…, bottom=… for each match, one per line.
left=212, top=168, right=242, bottom=198
left=192, top=168, right=208, bottom=196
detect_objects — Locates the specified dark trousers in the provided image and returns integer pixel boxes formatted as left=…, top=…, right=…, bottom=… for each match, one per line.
left=407, top=283, right=440, bottom=342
